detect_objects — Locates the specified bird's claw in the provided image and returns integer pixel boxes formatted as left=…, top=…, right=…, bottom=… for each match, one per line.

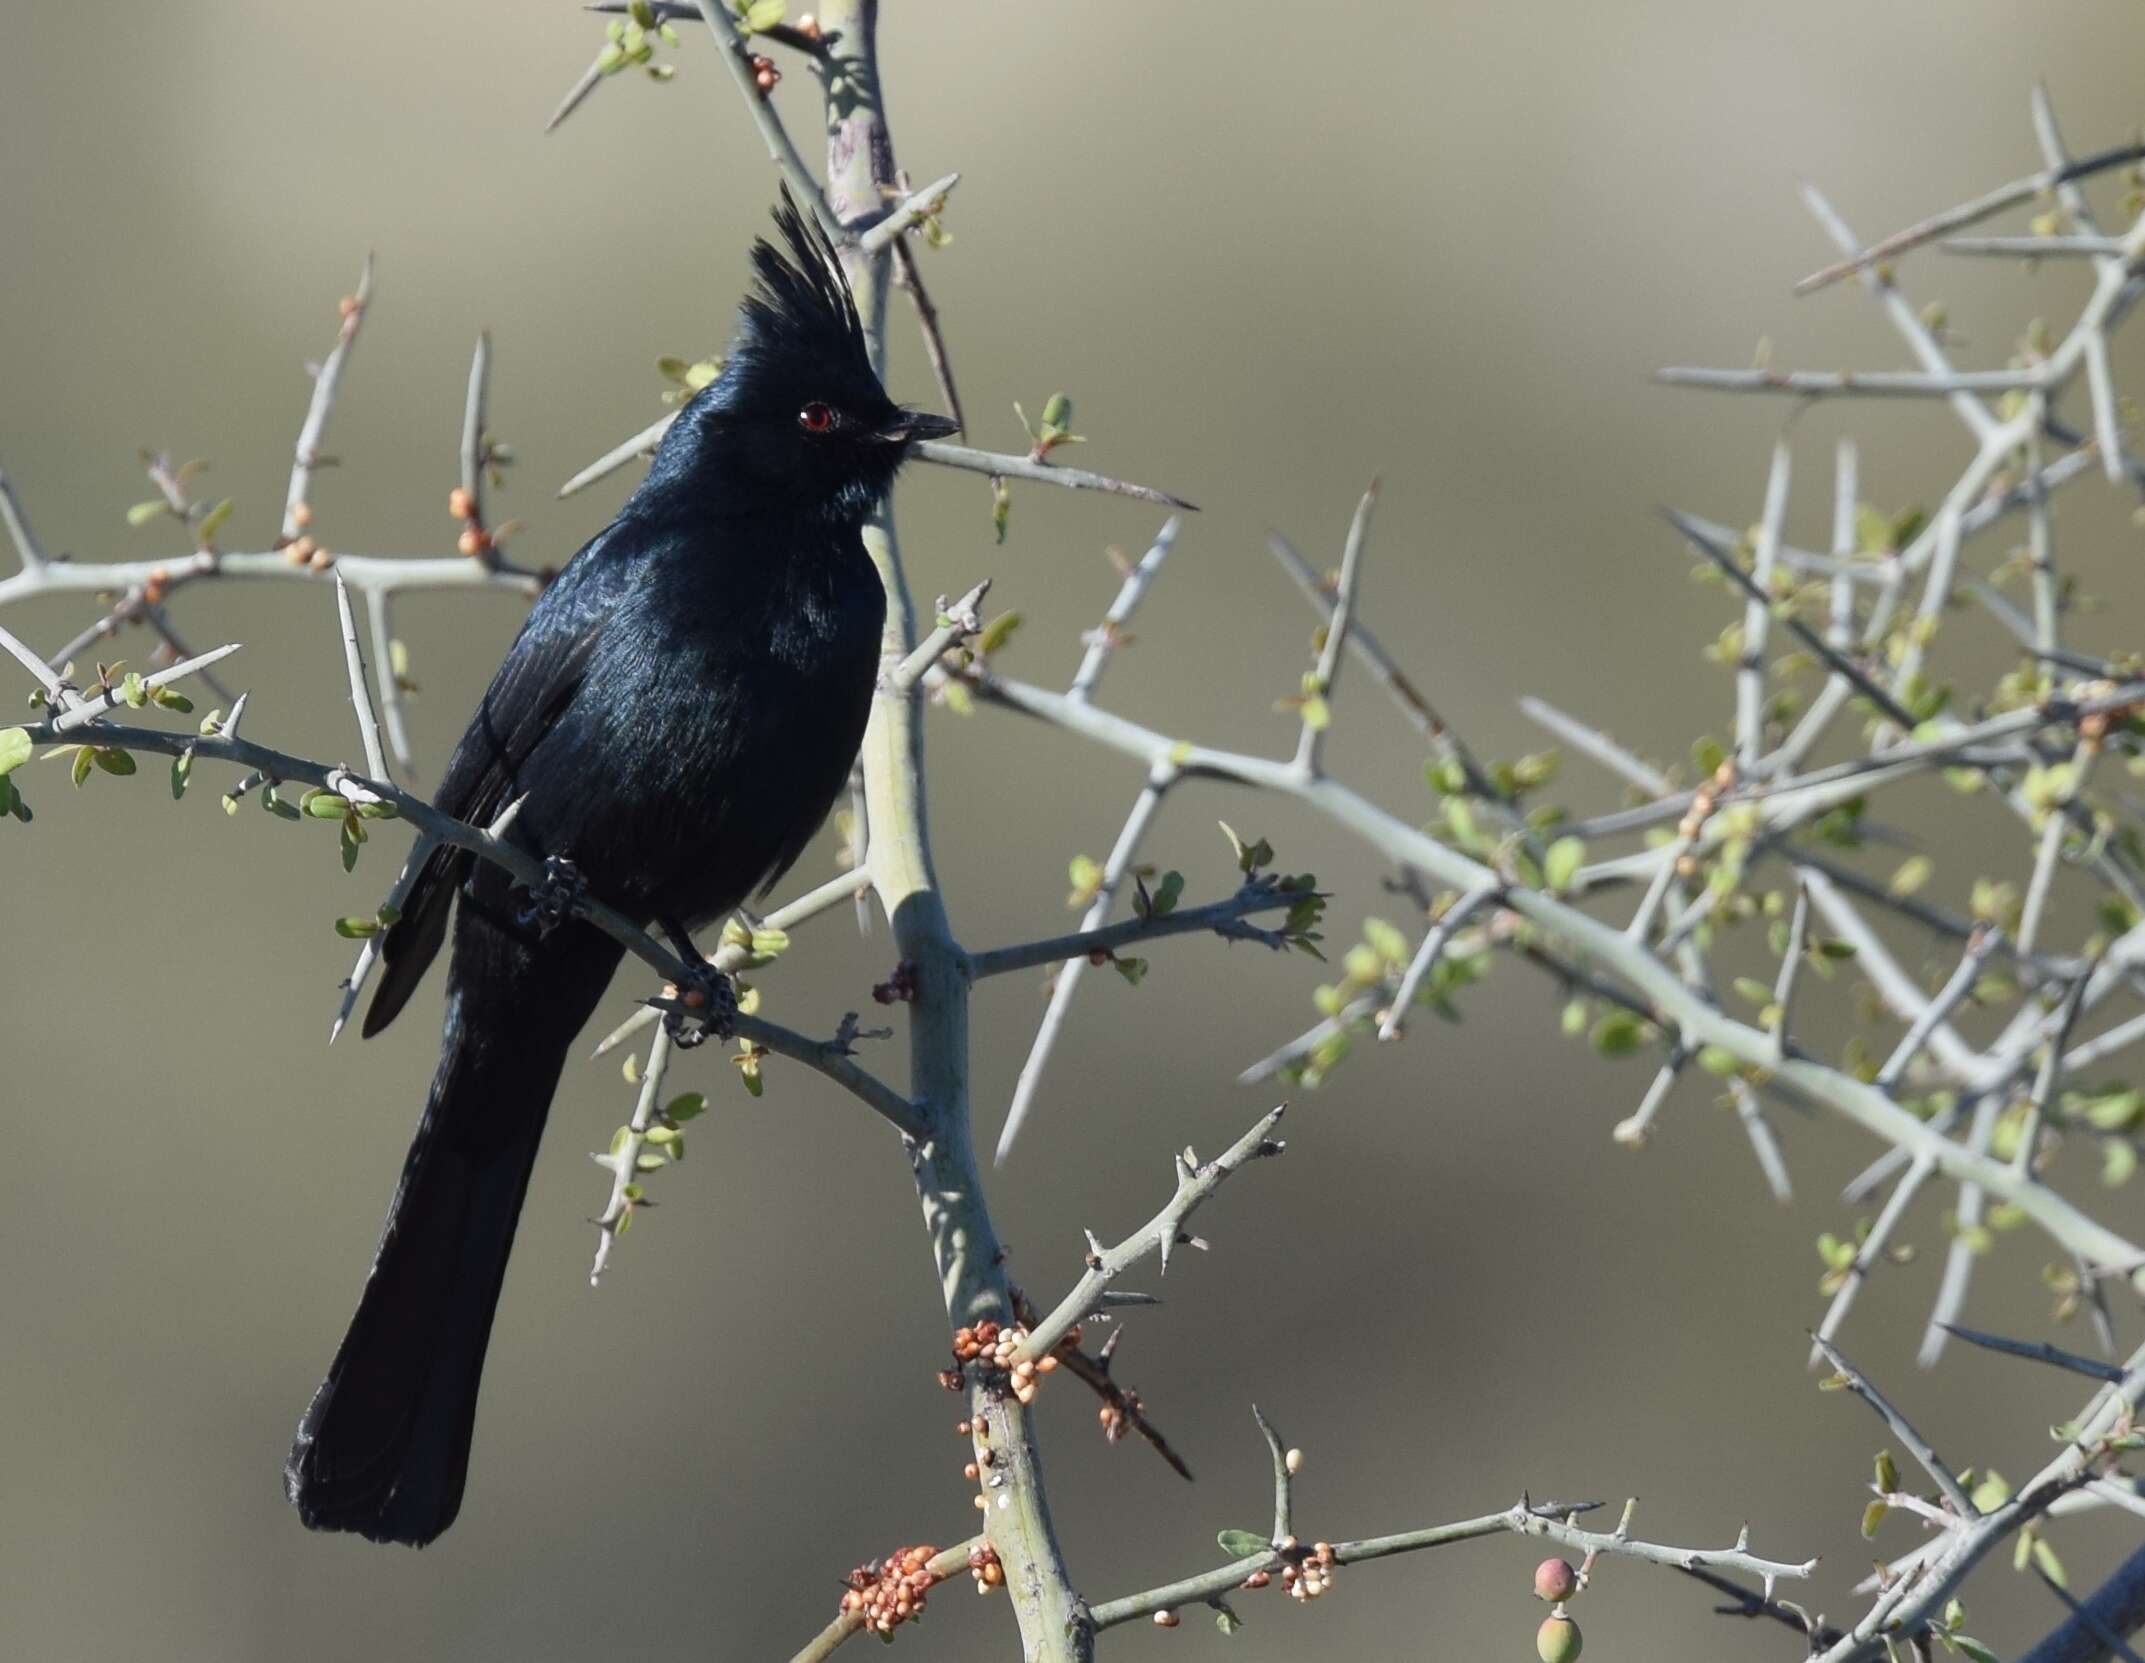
left=515, top=854, right=587, bottom=939
left=653, top=960, right=738, bottom=1050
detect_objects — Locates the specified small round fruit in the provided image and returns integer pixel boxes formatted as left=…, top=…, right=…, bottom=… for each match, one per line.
left=1537, top=1615, right=1583, bottom=1663
left=1534, top=1558, right=1579, bottom=1603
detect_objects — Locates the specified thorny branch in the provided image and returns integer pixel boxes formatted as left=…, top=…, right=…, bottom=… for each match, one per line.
left=10, top=22, right=2145, bottom=1663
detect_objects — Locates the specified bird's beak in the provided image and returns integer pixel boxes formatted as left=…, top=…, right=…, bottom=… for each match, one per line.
left=877, top=409, right=961, bottom=445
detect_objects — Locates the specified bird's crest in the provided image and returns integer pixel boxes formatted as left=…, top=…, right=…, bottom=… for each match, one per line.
left=737, top=186, right=870, bottom=377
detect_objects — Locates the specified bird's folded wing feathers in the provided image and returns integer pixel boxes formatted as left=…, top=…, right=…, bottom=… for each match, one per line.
left=363, top=532, right=622, bottom=1036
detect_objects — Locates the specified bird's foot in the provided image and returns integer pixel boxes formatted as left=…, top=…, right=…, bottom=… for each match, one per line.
left=515, top=855, right=587, bottom=939
left=652, top=958, right=738, bottom=1050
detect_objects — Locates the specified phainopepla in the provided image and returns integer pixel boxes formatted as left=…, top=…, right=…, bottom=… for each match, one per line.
left=285, top=190, right=955, bottom=1546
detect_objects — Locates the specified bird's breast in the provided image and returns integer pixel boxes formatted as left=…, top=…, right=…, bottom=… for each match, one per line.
left=535, top=551, right=883, bottom=922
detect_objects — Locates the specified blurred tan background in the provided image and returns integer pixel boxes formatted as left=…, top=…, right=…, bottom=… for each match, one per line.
left=5, top=3, right=2145, bottom=1659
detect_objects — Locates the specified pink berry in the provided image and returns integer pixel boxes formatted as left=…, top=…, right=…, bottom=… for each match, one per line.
left=1534, top=1557, right=1579, bottom=1603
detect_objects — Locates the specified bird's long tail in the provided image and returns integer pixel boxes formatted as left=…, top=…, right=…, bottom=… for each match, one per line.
left=286, top=909, right=623, bottom=1545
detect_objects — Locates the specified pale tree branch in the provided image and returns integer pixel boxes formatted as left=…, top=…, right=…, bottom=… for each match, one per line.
left=1090, top=1485, right=1814, bottom=1632
left=1019, top=1106, right=1287, bottom=1360
left=1791, top=136, right=2145, bottom=293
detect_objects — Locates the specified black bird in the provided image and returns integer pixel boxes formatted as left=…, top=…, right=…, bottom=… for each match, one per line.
left=286, top=192, right=955, bottom=1546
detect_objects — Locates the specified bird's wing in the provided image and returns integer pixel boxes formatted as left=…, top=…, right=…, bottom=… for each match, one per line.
left=363, top=533, right=624, bottom=1036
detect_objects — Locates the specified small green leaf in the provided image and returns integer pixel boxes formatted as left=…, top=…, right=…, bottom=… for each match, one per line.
left=665, top=1092, right=708, bottom=1123
left=304, top=789, right=348, bottom=819
left=151, top=686, right=194, bottom=713
left=1861, top=1499, right=1889, bottom=1539
left=118, top=671, right=148, bottom=709
left=1112, top=955, right=1148, bottom=986
left=2080, top=1089, right=2143, bottom=1131
left=170, top=751, right=191, bottom=799
left=125, top=499, right=170, bottom=527
left=71, top=745, right=93, bottom=787
left=92, top=746, right=135, bottom=777
left=1874, top=1449, right=1898, bottom=1492
left=195, top=497, right=235, bottom=544
left=1150, top=870, right=1183, bottom=916
left=1362, top=918, right=1409, bottom=966
left=0, top=728, right=30, bottom=776
left=1696, top=1044, right=1740, bottom=1075
left=1889, top=855, right=1934, bottom=897
left=334, top=916, right=380, bottom=939
left=1591, top=1011, right=1647, bottom=1056
left=1218, top=821, right=1272, bottom=873
left=977, top=610, right=1022, bottom=657
left=1215, top=1529, right=1268, bottom=1558
left=1544, top=836, right=1585, bottom=893
left=741, top=0, right=786, bottom=29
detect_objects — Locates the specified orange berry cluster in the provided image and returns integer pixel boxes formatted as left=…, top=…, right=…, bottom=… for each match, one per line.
left=948, top=1321, right=1059, bottom=1405
left=965, top=1542, right=1003, bottom=1595
left=448, top=487, right=493, bottom=560
left=839, top=1544, right=942, bottom=1637
left=1280, top=1538, right=1337, bottom=1603
left=750, top=54, right=780, bottom=93
left=1097, top=1385, right=1144, bottom=1444
left=278, top=507, right=332, bottom=571
left=954, top=1415, right=997, bottom=1508
left=1674, top=760, right=1736, bottom=875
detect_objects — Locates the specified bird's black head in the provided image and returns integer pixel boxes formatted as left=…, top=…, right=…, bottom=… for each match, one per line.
left=645, top=187, right=958, bottom=523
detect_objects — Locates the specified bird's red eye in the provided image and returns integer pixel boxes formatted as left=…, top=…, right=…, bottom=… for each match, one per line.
left=798, top=402, right=835, bottom=434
